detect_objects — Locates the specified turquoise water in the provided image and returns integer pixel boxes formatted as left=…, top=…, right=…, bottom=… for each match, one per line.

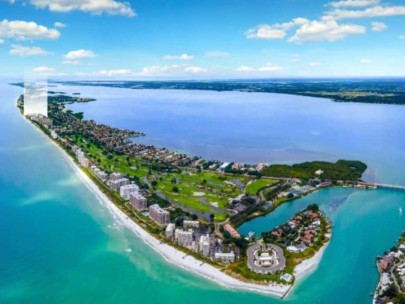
left=1, top=82, right=405, bottom=303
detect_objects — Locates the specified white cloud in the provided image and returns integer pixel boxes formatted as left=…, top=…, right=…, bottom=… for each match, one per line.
left=246, top=18, right=308, bottom=39
left=139, top=65, right=172, bottom=76
left=328, top=0, right=380, bottom=8
left=236, top=63, right=282, bottom=72
left=163, top=53, right=193, bottom=60
left=236, top=65, right=255, bottom=72
left=360, top=58, right=372, bottom=64
left=371, top=21, right=387, bottom=32
left=0, top=38, right=4, bottom=44
left=289, top=19, right=365, bottom=43
left=28, top=0, right=135, bottom=16
left=204, top=51, right=230, bottom=58
left=9, top=44, right=49, bottom=56
left=32, top=66, right=56, bottom=74
left=309, top=62, right=321, bottom=67
left=97, top=69, right=134, bottom=76
left=257, top=63, right=283, bottom=72
left=292, top=55, right=300, bottom=62
left=54, top=22, right=67, bottom=28
left=400, top=35, right=405, bottom=40
left=184, top=66, right=208, bottom=74
left=328, top=5, right=405, bottom=19
left=64, top=49, right=96, bottom=59
left=62, top=60, right=81, bottom=65
left=0, top=19, right=60, bottom=41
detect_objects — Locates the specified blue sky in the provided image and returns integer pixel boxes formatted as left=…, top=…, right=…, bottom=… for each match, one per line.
left=0, top=0, right=404, bottom=79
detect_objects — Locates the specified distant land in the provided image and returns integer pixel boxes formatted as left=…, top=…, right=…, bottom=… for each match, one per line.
left=58, top=78, right=405, bottom=105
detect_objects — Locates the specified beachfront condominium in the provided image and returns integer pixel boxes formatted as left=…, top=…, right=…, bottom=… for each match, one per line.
left=165, top=223, right=175, bottom=239
left=130, top=192, right=147, bottom=211
left=110, top=172, right=123, bottom=181
left=149, top=204, right=170, bottom=227
left=109, top=178, right=130, bottom=191
left=175, top=229, right=193, bottom=247
left=214, top=252, right=235, bottom=263
left=199, top=234, right=211, bottom=257
left=75, top=149, right=90, bottom=168
left=120, top=184, right=139, bottom=200
left=183, top=220, right=199, bottom=229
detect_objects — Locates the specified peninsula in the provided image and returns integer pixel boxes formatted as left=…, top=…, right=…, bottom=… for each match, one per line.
left=17, top=91, right=367, bottom=297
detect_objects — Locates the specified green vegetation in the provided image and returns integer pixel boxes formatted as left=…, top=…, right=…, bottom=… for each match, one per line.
left=69, top=134, right=246, bottom=222
left=245, top=178, right=278, bottom=195
left=261, top=160, right=367, bottom=180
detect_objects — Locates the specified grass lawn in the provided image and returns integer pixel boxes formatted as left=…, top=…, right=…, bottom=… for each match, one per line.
left=245, top=179, right=278, bottom=195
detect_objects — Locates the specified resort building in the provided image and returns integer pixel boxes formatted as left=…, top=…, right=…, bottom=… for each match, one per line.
left=199, top=235, right=211, bottom=257
left=183, top=220, right=199, bottom=229
left=129, top=192, right=147, bottom=211
left=224, top=223, right=241, bottom=239
left=149, top=204, right=170, bottom=227
left=165, top=223, right=175, bottom=239
left=75, top=149, right=90, bottom=168
left=175, top=229, right=193, bottom=247
left=110, top=178, right=130, bottom=191
left=120, top=184, right=139, bottom=200
left=110, top=172, right=123, bottom=181
left=214, top=252, right=235, bottom=263
left=90, top=165, right=108, bottom=181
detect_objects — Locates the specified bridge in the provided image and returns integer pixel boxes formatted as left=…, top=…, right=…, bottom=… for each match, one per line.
left=356, top=182, right=405, bottom=192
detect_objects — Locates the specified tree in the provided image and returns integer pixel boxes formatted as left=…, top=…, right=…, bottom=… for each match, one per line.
left=209, top=213, right=215, bottom=223
left=151, top=180, right=158, bottom=187
left=172, top=186, right=179, bottom=193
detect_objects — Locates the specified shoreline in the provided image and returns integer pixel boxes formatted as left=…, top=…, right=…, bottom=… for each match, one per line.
left=25, top=114, right=329, bottom=298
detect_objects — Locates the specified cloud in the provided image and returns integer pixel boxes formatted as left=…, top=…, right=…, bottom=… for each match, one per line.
left=62, top=60, right=81, bottom=65
left=328, top=5, right=405, bottom=19
left=309, top=62, right=321, bottom=67
left=328, top=0, right=380, bottom=8
left=246, top=18, right=308, bottom=39
left=236, top=63, right=282, bottom=72
left=0, top=38, right=4, bottom=44
left=28, top=0, right=135, bottom=16
left=360, top=58, right=372, bottom=64
left=371, top=21, right=387, bottom=31
left=0, top=19, right=60, bottom=41
left=204, top=51, right=230, bottom=58
left=289, top=19, right=365, bottom=43
left=54, top=22, right=67, bottom=28
left=32, top=66, right=57, bottom=74
left=184, top=66, right=208, bottom=74
left=400, top=35, right=405, bottom=40
left=257, top=63, right=283, bottom=72
left=292, top=55, right=300, bottom=62
left=64, top=49, right=96, bottom=59
left=9, top=44, right=49, bottom=56
left=236, top=65, right=255, bottom=72
left=163, top=53, right=193, bottom=60
left=97, top=69, right=134, bottom=76
left=139, top=65, right=171, bottom=76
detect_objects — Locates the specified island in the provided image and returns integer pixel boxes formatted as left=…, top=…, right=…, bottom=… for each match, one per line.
left=374, top=232, right=405, bottom=303
left=59, top=79, right=405, bottom=106
left=16, top=91, right=369, bottom=297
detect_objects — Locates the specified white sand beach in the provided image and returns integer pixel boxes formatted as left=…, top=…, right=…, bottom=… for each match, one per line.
left=29, top=119, right=329, bottom=298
